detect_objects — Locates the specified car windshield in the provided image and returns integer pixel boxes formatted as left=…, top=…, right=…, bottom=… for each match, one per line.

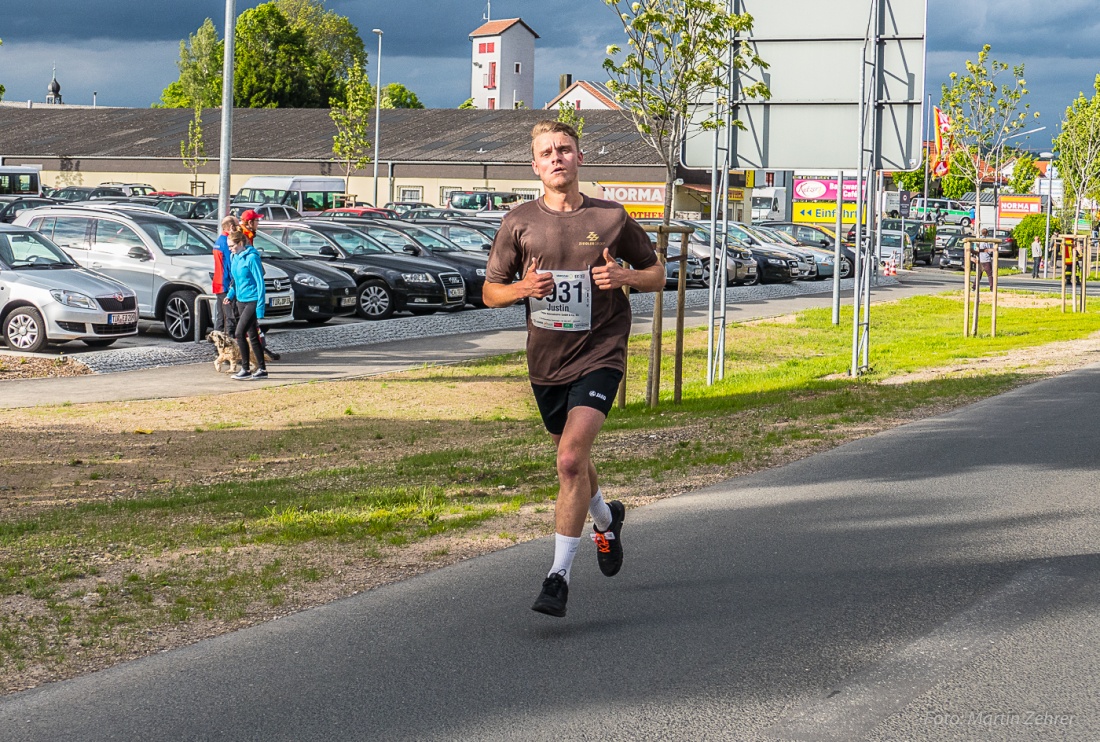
left=134, top=218, right=213, bottom=255
left=881, top=234, right=905, bottom=247
left=757, top=226, right=800, bottom=246
left=0, top=230, right=79, bottom=269
left=464, top=222, right=499, bottom=239
left=437, top=225, right=493, bottom=251
left=249, top=230, right=302, bottom=259
left=313, top=226, right=391, bottom=255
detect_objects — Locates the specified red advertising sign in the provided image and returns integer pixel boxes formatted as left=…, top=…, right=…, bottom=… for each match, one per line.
left=998, top=195, right=1042, bottom=218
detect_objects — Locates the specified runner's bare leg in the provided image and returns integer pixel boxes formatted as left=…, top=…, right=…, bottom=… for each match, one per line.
left=550, top=406, right=606, bottom=538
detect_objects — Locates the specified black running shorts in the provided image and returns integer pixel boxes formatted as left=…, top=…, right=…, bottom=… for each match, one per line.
left=530, top=367, right=623, bottom=435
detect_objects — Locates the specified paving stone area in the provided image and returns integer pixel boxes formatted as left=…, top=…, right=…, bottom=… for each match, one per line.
left=77, top=278, right=889, bottom=375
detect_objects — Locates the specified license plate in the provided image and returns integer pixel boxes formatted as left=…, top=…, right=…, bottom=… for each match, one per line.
left=692, top=269, right=702, bottom=277
left=447, top=288, right=464, bottom=298
left=108, top=312, right=136, bottom=325
left=270, top=296, right=291, bottom=307
left=339, top=297, right=356, bottom=307
left=791, top=269, right=801, bottom=275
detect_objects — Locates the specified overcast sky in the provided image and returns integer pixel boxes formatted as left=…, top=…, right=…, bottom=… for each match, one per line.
left=2, top=0, right=1098, bottom=150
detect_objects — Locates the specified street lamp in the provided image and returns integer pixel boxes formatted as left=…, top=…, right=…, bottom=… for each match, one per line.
left=372, top=28, right=383, bottom=207
left=1041, top=150, right=1055, bottom=279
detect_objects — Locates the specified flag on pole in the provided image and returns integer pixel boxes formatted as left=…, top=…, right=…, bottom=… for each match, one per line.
left=931, top=107, right=952, bottom=177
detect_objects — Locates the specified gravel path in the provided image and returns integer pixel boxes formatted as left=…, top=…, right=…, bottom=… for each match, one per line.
left=78, top=278, right=890, bottom=374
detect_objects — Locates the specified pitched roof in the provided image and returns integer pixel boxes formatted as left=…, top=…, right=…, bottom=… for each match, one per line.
left=469, top=18, right=539, bottom=39
left=545, top=81, right=621, bottom=110
left=0, top=107, right=655, bottom=166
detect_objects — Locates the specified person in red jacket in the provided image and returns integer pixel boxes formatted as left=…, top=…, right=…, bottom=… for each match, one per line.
left=212, top=215, right=239, bottom=333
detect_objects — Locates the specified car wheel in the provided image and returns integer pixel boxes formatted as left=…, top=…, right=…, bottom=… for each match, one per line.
left=82, top=338, right=117, bottom=347
left=3, top=307, right=48, bottom=353
left=164, top=289, right=198, bottom=342
left=356, top=280, right=395, bottom=320
left=839, top=261, right=853, bottom=279
left=743, top=271, right=761, bottom=286
left=960, top=217, right=972, bottom=227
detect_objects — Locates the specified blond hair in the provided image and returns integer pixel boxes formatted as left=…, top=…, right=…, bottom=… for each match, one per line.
left=530, top=120, right=580, bottom=156
left=221, top=215, right=240, bottom=232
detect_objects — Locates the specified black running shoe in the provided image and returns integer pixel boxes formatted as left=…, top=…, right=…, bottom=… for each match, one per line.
left=531, top=572, right=568, bottom=617
left=593, top=500, right=624, bottom=577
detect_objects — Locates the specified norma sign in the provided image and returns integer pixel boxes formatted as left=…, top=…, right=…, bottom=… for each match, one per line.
left=999, top=195, right=1042, bottom=219
left=599, top=182, right=666, bottom=219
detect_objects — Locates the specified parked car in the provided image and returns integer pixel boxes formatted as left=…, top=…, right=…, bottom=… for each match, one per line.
left=447, top=191, right=524, bottom=212
left=636, top=219, right=758, bottom=285
left=637, top=233, right=707, bottom=288
left=329, top=220, right=489, bottom=306
left=406, top=219, right=495, bottom=252
left=384, top=201, right=433, bottom=215
left=756, top=224, right=850, bottom=279
left=0, top=196, right=59, bottom=224
left=937, top=235, right=967, bottom=269
left=720, top=222, right=817, bottom=279
left=404, top=208, right=471, bottom=221
left=100, top=182, right=157, bottom=197
left=877, top=231, right=915, bottom=269
left=758, top=220, right=857, bottom=271
left=0, top=224, right=138, bottom=351
left=453, top=219, right=500, bottom=242
left=233, top=176, right=346, bottom=215
left=934, top=224, right=966, bottom=250
left=157, top=196, right=220, bottom=220
left=257, top=220, right=465, bottom=319
left=319, top=207, right=398, bottom=219
left=990, top=228, right=1017, bottom=256
left=230, top=203, right=302, bottom=221
left=193, top=221, right=357, bottom=324
left=14, top=205, right=294, bottom=340
left=911, top=197, right=974, bottom=226
left=51, top=185, right=127, bottom=202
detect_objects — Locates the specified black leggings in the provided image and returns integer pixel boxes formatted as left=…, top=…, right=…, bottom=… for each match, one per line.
left=235, top=300, right=264, bottom=371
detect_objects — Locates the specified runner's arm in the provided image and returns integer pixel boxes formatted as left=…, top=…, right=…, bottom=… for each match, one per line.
left=591, top=248, right=664, bottom=293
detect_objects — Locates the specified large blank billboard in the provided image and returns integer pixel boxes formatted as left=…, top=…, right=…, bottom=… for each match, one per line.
left=682, top=0, right=926, bottom=171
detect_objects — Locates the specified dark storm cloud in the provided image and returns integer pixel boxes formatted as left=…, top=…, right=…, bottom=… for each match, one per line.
left=3, top=1, right=235, bottom=42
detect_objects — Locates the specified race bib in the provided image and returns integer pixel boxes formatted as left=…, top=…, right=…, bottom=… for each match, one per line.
left=529, top=269, right=592, bottom=331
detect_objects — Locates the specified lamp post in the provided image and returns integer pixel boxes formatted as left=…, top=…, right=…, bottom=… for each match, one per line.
left=372, top=28, right=383, bottom=207
left=1041, top=151, right=1055, bottom=279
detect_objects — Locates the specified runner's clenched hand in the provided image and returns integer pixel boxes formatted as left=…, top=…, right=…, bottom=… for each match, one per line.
left=518, top=257, right=554, bottom=299
left=592, top=248, right=630, bottom=290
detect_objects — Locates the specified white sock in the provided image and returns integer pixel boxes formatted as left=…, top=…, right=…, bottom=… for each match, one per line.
left=589, top=488, right=613, bottom=531
left=548, top=533, right=581, bottom=584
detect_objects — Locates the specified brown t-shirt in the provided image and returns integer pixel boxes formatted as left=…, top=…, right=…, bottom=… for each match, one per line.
left=487, top=195, right=658, bottom=385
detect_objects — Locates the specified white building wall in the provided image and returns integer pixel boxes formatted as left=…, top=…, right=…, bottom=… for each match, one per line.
left=470, top=37, right=501, bottom=110
left=471, top=25, right=534, bottom=110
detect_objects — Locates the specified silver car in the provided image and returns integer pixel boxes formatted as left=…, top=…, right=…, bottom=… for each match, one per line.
left=15, top=205, right=294, bottom=341
left=0, top=224, right=138, bottom=352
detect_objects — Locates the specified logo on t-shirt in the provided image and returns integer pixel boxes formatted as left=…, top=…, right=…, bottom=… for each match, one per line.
left=579, top=231, right=604, bottom=247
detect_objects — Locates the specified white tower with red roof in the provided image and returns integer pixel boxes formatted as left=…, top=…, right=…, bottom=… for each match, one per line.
left=469, top=17, right=538, bottom=110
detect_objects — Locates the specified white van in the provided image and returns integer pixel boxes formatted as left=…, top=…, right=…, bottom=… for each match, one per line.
left=233, top=176, right=347, bottom=215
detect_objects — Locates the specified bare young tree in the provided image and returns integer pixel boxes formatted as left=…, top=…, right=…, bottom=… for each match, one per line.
left=329, top=64, right=373, bottom=194
left=603, top=0, right=768, bottom=225
left=180, top=109, right=209, bottom=195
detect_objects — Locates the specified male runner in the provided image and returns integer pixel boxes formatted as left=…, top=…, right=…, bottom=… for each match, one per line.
left=483, top=121, right=664, bottom=617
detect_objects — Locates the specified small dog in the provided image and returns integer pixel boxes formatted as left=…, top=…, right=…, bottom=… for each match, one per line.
left=208, top=330, right=277, bottom=373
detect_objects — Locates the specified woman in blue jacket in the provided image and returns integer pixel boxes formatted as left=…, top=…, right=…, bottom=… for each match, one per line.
left=223, top=229, right=268, bottom=380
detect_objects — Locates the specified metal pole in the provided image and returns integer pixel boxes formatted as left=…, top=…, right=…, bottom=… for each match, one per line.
left=372, top=29, right=383, bottom=207
left=991, top=241, right=999, bottom=337
left=675, top=231, right=688, bottom=403
left=1043, top=163, right=1053, bottom=279
left=832, top=169, right=843, bottom=324
left=705, top=97, right=721, bottom=386
left=851, top=44, right=867, bottom=376
left=217, top=0, right=236, bottom=219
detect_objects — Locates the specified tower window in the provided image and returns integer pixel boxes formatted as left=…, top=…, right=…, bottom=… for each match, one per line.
left=514, top=62, right=522, bottom=74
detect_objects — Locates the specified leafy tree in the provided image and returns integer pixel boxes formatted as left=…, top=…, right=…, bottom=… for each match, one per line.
left=940, top=171, right=971, bottom=200
left=156, top=19, right=223, bottom=108
left=0, top=39, right=6, bottom=102
left=330, top=64, right=373, bottom=190
left=1053, top=75, right=1100, bottom=235
left=1008, top=152, right=1040, bottom=194
left=380, top=83, right=424, bottom=109
left=1012, top=212, right=1061, bottom=250
left=939, top=45, right=1036, bottom=235
left=181, top=109, right=209, bottom=194
left=234, top=4, right=317, bottom=108
left=557, top=101, right=585, bottom=139
left=458, top=98, right=476, bottom=110
left=603, top=0, right=769, bottom=225
left=274, top=0, right=365, bottom=106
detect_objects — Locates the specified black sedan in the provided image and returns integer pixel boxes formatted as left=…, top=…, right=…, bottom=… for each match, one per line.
left=194, top=221, right=357, bottom=323
left=157, top=196, right=219, bottom=220
left=344, top=220, right=489, bottom=305
left=258, top=221, right=465, bottom=320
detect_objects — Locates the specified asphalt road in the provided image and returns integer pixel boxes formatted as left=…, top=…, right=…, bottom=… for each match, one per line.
left=3, top=359, right=1099, bottom=739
